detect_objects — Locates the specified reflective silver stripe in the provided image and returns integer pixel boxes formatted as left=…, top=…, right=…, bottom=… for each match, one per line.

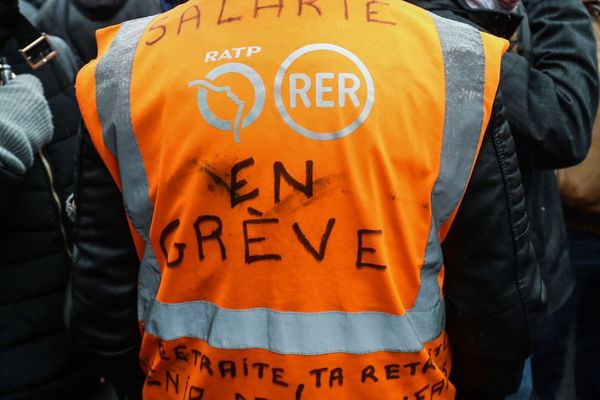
left=97, top=15, right=487, bottom=355
left=413, top=14, right=486, bottom=312
left=138, top=243, right=161, bottom=320
left=430, top=14, right=485, bottom=224
left=413, top=224, right=444, bottom=311
left=144, top=297, right=445, bottom=354
left=94, top=16, right=162, bottom=300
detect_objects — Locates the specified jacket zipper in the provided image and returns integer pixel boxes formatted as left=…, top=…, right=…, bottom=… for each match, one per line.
left=39, top=149, right=72, bottom=259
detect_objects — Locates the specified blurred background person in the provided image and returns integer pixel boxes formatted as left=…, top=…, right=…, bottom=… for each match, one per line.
left=409, top=0, right=598, bottom=398
left=35, top=0, right=161, bottom=63
left=0, top=1, right=110, bottom=398
left=557, top=2, right=600, bottom=399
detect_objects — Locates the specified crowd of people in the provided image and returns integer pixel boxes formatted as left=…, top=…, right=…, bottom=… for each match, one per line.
left=0, top=0, right=598, bottom=399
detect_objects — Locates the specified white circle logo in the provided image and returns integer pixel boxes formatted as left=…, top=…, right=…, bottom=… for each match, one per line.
left=189, top=63, right=266, bottom=143
left=274, top=43, right=375, bottom=141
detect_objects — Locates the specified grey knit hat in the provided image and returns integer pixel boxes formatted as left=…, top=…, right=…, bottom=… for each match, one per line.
left=0, top=74, right=53, bottom=175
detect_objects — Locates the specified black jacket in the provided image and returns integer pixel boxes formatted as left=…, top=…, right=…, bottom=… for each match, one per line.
left=0, top=36, right=99, bottom=399
left=72, top=91, right=545, bottom=399
left=411, top=0, right=599, bottom=314
left=35, top=0, right=161, bottom=62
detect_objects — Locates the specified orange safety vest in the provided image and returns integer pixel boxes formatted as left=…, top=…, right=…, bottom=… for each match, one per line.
left=76, top=1, right=507, bottom=399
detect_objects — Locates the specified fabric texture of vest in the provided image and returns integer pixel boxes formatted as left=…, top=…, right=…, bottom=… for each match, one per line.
left=76, top=1, right=506, bottom=398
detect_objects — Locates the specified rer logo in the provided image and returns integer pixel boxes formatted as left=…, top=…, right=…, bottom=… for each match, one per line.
left=189, top=44, right=374, bottom=142
left=275, top=43, right=375, bottom=141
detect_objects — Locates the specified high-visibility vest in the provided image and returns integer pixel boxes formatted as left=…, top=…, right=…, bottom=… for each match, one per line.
left=76, top=1, right=507, bottom=398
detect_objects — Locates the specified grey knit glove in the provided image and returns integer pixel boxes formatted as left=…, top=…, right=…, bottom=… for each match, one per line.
left=0, top=74, right=53, bottom=175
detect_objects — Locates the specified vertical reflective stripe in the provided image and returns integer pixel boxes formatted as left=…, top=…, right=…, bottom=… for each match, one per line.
left=94, top=16, right=162, bottom=305
left=412, top=224, right=444, bottom=311
left=139, top=243, right=161, bottom=306
left=430, top=14, right=485, bottom=224
left=413, top=14, right=486, bottom=312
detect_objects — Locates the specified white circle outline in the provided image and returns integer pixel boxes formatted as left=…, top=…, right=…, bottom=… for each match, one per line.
left=194, top=63, right=266, bottom=131
left=274, top=43, right=375, bottom=141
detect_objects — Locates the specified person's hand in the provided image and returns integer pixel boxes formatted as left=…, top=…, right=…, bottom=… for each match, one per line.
left=0, top=74, right=53, bottom=175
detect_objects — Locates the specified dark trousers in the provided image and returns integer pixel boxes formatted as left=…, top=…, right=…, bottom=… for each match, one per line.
left=530, top=294, right=575, bottom=400
left=569, top=230, right=600, bottom=400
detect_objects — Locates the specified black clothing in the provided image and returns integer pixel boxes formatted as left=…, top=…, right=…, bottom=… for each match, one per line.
left=0, top=0, right=19, bottom=17
left=72, top=93, right=545, bottom=399
left=73, top=128, right=145, bottom=400
left=23, top=0, right=46, bottom=9
left=0, top=36, right=98, bottom=399
left=411, top=0, right=599, bottom=315
left=71, top=0, right=128, bottom=20
left=35, top=0, right=161, bottom=62
left=442, top=100, right=545, bottom=399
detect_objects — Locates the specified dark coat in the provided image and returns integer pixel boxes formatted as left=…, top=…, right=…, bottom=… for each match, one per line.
left=410, top=0, right=599, bottom=314
left=0, top=36, right=99, bottom=400
left=557, top=12, right=600, bottom=235
left=35, top=0, right=161, bottom=62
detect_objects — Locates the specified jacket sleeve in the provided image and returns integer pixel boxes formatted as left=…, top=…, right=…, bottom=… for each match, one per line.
left=70, top=128, right=144, bottom=399
left=499, top=0, right=598, bottom=169
left=442, top=98, right=546, bottom=399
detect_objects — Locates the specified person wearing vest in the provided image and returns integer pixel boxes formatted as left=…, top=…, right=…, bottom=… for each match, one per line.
left=72, top=1, right=545, bottom=399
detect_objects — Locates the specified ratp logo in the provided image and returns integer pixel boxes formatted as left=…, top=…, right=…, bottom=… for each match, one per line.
left=189, top=63, right=266, bottom=144
left=189, top=44, right=374, bottom=143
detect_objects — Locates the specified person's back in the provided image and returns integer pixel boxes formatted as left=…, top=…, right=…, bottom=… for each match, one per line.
left=72, top=1, right=545, bottom=399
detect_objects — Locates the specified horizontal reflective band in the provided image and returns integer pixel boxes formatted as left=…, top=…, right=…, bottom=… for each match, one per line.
left=142, top=295, right=445, bottom=355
